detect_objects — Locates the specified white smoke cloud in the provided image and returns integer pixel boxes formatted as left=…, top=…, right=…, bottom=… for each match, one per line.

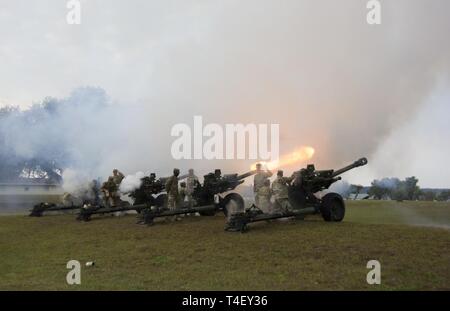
left=120, top=171, right=145, bottom=193
left=61, top=168, right=91, bottom=196
left=329, top=180, right=352, bottom=197
left=0, top=0, right=449, bottom=187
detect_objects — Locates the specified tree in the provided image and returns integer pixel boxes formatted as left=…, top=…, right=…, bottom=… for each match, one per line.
left=0, top=105, right=63, bottom=183
left=422, top=191, right=436, bottom=201
left=437, top=190, right=450, bottom=201
left=368, top=179, right=393, bottom=200
left=404, top=176, right=420, bottom=200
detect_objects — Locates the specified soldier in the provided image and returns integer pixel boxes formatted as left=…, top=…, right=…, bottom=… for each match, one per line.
left=290, top=168, right=307, bottom=208
left=185, top=169, right=198, bottom=208
left=179, top=182, right=187, bottom=207
left=87, top=179, right=100, bottom=205
left=253, top=163, right=273, bottom=206
left=203, top=169, right=223, bottom=192
left=62, top=192, right=76, bottom=207
left=257, top=179, right=272, bottom=214
left=165, top=168, right=181, bottom=221
left=149, top=173, right=156, bottom=182
left=271, top=170, right=294, bottom=213
left=101, top=176, right=118, bottom=207
left=112, top=169, right=125, bottom=206
left=112, top=169, right=125, bottom=187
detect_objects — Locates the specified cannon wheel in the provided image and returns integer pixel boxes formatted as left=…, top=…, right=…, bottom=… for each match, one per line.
left=320, top=192, right=345, bottom=222
left=222, top=193, right=245, bottom=217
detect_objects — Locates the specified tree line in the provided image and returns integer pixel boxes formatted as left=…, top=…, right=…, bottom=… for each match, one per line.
left=349, top=176, right=449, bottom=201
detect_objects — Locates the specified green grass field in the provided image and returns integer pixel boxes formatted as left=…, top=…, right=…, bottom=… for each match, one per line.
left=0, top=200, right=449, bottom=290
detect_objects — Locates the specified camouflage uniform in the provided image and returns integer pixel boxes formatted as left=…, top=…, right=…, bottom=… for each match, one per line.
left=186, top=171, right=198, bottom=208
left=257, top=184, right=272, bottom=214
left=62, top=192, right=76, bottom=207
left=166, top=170, right=181, bottom=221
left=112, top=170, right=125, bottom=187
left=179, top=182, right=187, bottom=207
left=165, top=175, right=179, bottom=210
left=271, top=176, right=293, bottom=213
left=101, top=177, right=118, bottom=206
left=253, top=170, right=273, bottom=205
left=105, top=170, right=124, bottom=206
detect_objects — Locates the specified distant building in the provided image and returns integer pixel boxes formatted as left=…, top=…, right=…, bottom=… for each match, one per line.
left=0, top=178, right=63, bottom=213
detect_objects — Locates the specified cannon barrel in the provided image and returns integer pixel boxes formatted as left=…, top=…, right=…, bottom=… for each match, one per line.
left=236, top=170, right=257, bottom=180
left=331, top=157, right=368, bottom=178
left=221, top=170, right=257, bottom=182
left=29, top=203, right=83, bottom=217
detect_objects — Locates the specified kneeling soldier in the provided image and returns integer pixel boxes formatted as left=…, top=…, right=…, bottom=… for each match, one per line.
left=257, top=179, right=272, bottom=214
left=271, top=170, right=293, bottom=214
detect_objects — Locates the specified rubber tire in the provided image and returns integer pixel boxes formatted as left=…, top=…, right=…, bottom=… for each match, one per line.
left=321, top=192, right=345, bottom=222
left=222, top=193, right=245, bottom=217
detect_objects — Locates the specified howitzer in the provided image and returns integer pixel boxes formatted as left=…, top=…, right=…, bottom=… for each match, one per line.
left=128, top=176, right=165, bottom=205
left=29, top=202, right=82, bottom=217
left=133, top=169, right=257, bottom=225
left=75, top=172, right=187, bottom=222
left=226, top=157, right=368, bottom=232
left=189, top=169, right=256, bottom=216
left=77, top=170, right=256, bottom=224
left=76, top=202, right=139, bottom=221
left=127, top=173, right=189, bottom=206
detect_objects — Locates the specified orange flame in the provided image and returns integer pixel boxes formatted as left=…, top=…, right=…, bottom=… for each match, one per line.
left=251, top=146, right=315, bottom=171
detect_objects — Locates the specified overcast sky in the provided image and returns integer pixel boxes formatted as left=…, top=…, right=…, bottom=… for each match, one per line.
left=0, top=0, right=449, bottom=187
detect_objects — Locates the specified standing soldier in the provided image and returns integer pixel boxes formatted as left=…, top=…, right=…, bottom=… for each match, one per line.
left=271, top=170, right=293, bottom=213
left=111, top=169, right=125, bottom=206
left=179, top=182, right=187, bottom=207
left=149, top=173, right=156, bottom=183
left=253, top=163, right=273, bottom=206
left=185, top=168, right=198, bottom=208
left=257, top=179, right=272, bottom=214
left=112, top=169, right=125, bottom=187
left=62, top=192, right=76, bottom=207
left=165, top=168, right=181, bottom=221
left=101, top=176, right=118, bottom=207
left=87, top=179, right=100, bottom=205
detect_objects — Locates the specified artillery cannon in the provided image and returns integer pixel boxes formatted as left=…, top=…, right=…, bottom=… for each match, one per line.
left=76, top=201, right=136, bottom=221
left=30, top=173, right=171, bottom=220
left=77, top=173, right=185, bottom=222
left=127, top=173, right=191, bottom=206
left=135, top=169, right=256, bottom=225
left=77, top=170, right=255, bottom=224
left=75, top=174, right=161, bottom=221
left=189, top=170, right=255, bottom=216
left=29, top=202, right=82, bottom=217
left=225, top=157, right=368, bottom=232
left=127, top=174, right=166, bottom=206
